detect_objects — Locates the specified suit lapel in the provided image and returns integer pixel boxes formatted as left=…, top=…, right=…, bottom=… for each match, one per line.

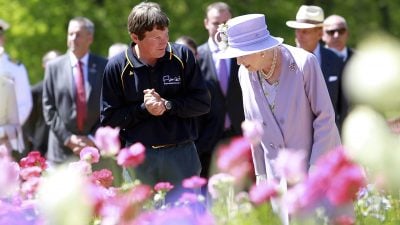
left=87, top=55, right=96, bottom=101
left=64, top=56, right=75, bottom=101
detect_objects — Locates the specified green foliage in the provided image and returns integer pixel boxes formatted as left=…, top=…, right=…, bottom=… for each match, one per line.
left=0, top=0, right=399, bottom=84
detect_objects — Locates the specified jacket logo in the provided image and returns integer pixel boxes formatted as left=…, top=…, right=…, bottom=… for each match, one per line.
left=162, top=75, right=181, bottom=85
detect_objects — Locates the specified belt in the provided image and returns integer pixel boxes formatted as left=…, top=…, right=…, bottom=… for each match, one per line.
left=151, top=143, right=178, bottom=149
left=150, top=140, right=191, bottom=149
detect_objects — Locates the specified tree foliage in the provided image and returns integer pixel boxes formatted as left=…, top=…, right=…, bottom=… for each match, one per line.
left=0, top=0, right=399, bottom=83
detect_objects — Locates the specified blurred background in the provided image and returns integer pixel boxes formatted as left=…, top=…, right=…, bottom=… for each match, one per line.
left=1, top=0, right=399, bottom=84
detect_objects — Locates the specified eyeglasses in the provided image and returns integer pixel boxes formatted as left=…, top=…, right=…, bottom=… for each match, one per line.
left=325, top=28, right=347, bottom=36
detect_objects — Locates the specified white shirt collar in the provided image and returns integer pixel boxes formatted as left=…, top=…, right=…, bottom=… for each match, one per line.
left=312, top=43, right=322, bottom=65
left=208, top=37, right=219, bottom=53
left=69, top=52, right=89, bottom=67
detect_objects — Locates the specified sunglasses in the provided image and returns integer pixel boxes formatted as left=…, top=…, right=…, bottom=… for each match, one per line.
left=325, top=28, right=347, bottom=36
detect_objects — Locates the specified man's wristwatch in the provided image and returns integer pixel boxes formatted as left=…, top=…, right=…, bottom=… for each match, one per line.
left=164, top=100, right=172, bottom=111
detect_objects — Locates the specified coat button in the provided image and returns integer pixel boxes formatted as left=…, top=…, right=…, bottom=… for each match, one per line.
left=269, top=143, right=275, bottom=149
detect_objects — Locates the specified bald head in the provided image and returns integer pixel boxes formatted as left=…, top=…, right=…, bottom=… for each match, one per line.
left=324, top=15, right=348, bottom=29
left=323, top=14, right=349, bottom=51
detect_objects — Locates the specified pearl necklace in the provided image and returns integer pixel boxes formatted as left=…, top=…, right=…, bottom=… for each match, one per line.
left=259, top=47, right=278, bottom=80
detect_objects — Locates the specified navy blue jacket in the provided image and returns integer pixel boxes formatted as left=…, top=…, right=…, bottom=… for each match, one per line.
left=100, top=43, right=210, bottom=146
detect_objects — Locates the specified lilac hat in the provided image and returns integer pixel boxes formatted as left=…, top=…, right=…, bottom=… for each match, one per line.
left=215, top=14, right=283, bottom=59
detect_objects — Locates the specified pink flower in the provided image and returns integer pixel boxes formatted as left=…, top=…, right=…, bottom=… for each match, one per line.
left=20, top=166, right=42, bottom=180
left=91, top=169, right=114, bottom=188
left=19, top=151, right=47, bottom=170
left=80, top=146, right=100, bottom=164
left=284, top=147, right=366, bottom=214
left=154, top=182, right=174, bottom=192
left=241, top=120, right=264, bottom=145
left=333, top=215, right=355, bottom=225
left=117, top=142, right=145, bottom=168
left=249, top=179, right=280, bottom=205
left=275, top=149, right=307, bottom=185
left=0, top=159, right=20, bottom=197
left=94, top=126, right=121, bottom=156
left=99, top=184, right=152, bottom=224
left=216, top=137, right=252, bottom=180
left=128, top=184, right=153, bottom=203
left=327, top=164, right=366, bottom=206
left=182, top=176, right=207, bottom=189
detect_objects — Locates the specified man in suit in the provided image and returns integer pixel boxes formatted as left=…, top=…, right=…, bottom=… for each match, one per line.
left=196, top=2, right=245, bottom=179
left=323, top=14, right=354, bottom=65
left=43, top=17, right=107, bottom=164
left=286, top=5, right=347, bottom=131
left=23, top=50, right=61, bottom=155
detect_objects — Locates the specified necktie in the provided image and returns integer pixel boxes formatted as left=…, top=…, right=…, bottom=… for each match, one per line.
left=217, top=58, right=228, bottom=95
left=75, top=60, right=86, bottom=131
left=216, top=58, right=231, bottom=130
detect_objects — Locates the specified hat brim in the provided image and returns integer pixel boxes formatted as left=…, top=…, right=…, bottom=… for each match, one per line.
left=286, top=21, right=323, bottom=29
left=217, top=36, right=284, bottom=59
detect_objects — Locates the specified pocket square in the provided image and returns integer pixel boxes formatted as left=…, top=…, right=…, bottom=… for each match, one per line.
left=329, top=76, right=338, bottom=82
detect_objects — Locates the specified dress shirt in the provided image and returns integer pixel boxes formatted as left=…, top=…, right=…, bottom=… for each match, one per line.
left=312, top=43, right=322, bottom=65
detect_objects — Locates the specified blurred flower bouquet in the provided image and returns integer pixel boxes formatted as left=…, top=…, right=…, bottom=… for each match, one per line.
left=0, top=124, right=366, bottom=225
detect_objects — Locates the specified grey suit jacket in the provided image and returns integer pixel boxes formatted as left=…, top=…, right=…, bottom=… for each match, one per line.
left=43, top=52, right=107, bottom=163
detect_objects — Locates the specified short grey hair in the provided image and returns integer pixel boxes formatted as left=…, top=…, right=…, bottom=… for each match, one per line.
left=69, top=16, right=95, bottom=35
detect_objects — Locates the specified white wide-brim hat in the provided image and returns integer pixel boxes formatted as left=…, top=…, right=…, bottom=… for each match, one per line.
left=0, top=19, right=10, bottom=31
left=286, top=5, right=324, bottom=29
left=216, top=14, right=283, bottom=59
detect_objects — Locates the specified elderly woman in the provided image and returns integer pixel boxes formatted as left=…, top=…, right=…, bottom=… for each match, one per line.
left=216, top=13, right=340, bottom=183
left=216, top=14, right=349, bottom=223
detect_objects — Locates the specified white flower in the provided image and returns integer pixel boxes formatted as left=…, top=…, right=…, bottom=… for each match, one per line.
left=215, top=23, right=229, bottom=51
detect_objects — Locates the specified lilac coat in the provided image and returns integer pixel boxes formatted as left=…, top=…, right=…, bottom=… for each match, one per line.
left=239, top=44, right=341, bottom=179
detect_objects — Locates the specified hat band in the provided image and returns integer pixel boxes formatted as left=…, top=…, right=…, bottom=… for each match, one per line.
left=296, top=19, right=323, bottom=24
left=229, top=27, right=270, bottom=48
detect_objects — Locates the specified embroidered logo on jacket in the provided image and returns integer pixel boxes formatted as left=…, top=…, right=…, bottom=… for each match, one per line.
left=163, top=75, right=181, bottom=85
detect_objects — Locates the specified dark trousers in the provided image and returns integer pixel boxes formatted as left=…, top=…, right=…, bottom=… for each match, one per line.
left=199, top=128, right=238, bottom=178
left=134, top=141, right=201, bottom=202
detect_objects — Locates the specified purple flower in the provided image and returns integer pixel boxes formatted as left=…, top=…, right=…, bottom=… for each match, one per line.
left=178, top=192, right=199, bottom=204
